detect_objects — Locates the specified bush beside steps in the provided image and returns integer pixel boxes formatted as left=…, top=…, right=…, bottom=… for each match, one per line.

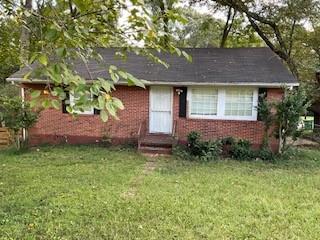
left=173, top=131, right=275, bottom=162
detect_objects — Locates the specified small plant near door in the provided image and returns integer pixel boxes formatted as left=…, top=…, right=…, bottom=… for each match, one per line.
left=177, top=131, right=222, bottom=162
left=0, top=96, right=38, bottom=150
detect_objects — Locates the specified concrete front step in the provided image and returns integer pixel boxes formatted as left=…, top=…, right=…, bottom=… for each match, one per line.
left=140, top=141, right=172, bottom=148
left=139, top=146, right=172, bottom=154
left=138, top=134, right=175, bottom=154
left=140, top=134, right=174, bottom=147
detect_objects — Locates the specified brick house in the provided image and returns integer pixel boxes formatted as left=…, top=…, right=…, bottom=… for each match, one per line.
left=8, top=48, right=298, bottom=153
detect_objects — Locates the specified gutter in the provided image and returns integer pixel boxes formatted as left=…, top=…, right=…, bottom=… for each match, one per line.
left=7, top=77, right=299, bottom=88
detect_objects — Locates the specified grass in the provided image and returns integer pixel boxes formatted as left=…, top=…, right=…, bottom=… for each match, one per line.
left=1, top=146, right=320, bottom=239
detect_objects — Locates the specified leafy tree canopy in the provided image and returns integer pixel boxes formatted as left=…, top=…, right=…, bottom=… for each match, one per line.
left=1, top=0, right=188, bottom=121
left=1, top=0, right=320, bottom=119
left=192, top=0, right=320, bottom=82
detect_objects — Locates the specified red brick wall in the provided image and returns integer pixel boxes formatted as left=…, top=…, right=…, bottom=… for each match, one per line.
left=24, top=84, right=283, bottom=150
left=26, top=85, right=149, bottom=145
left=267, top=88, right=284, bottom=102
left=173, top=87, right=283, bottom=151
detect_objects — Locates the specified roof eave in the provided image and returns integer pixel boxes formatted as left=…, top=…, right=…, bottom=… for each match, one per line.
left=7, top=77, right=299, bottom=88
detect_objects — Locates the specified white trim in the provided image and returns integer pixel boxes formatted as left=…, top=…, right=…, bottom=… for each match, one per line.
left=140, top=81, right=299, bottom=88
left=7, top=77, right=299, bottom=88
left=188, top=87, right=219, bottom=118
left=149, top=86, right=173, bottom=134
left=187, top=86, right=259, bottom=121
left=217, top=89, right=225, bottom=117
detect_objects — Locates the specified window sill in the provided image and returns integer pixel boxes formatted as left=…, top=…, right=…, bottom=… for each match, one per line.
left=187, top=115, right=257, bottom=121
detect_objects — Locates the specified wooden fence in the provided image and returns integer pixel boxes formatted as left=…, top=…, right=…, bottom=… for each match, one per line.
left=0, top=127, right=12, bottom=148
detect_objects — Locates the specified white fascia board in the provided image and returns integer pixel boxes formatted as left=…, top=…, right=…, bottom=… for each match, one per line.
left=7, top=77, right=299, bottom=88
left=139, top=81, right=300, bottom=88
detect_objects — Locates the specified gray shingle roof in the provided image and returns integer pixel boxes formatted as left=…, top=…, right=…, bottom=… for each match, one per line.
left=8, top=47, right=298, bottom=86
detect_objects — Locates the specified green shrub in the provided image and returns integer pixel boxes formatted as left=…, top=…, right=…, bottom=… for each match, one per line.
left=230, top=139, right=255, bottom=161
left=276, top=147, right=299, bottom=161
left=181, top=133, right=275, bottom=162
left=187, top=131, right=202, bottom=156
left=0, top=96, right=38, bottom=150
left=172, top=145, right=193, bottom=161
left=256, top=147, right=275, bottom=161
left=180, top=131, right=223, bottom=162
left=221, top=136, right=236, bottom=146
left=198, top=140, right=222, bottom=162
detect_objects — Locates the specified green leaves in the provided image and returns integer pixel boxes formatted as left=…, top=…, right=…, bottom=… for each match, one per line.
left=23, top=71, right=32, bottom=80
left=42, top=99, right=51, bottom=108
left=51, top=99, right=61, bottom=110
left=109, top=65, right=120, bottom=82
left=118, top=71, right=128, bottom=80
left=73, top=0, right=89, bottom=12
left=98, top=78, right=113, bottom=92
left=0, top=96, right=38, bottom=149
left=182, top=51, right=192, bottom=62
left=100, top=110, right=108, bottom=122
left=56, top=47, right=67, bottom=58
left=98, top=95, right=105, bottom=109
left=38, top=54, right=48, bottom=66
left=45, top=28, right=58, bottom=41
left=112, top=97, right=124, bottom=110
left=106, top=101, right=117, bottom=118
left=31, top=90, right=41, bottom=99
left=126, top=73, right=146, bottom=88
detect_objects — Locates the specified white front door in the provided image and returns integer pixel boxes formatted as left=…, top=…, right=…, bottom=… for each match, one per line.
left=149, top=86, right=173, bottom=134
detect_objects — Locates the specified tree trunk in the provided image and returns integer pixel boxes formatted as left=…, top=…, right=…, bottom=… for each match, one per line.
left=278, top=125, right=283, bottom=154
left=262, top=126, right=270, bottom=149
left=220, top=6, right=236, bottom=48
left=20, top=0, right=32, bottom=64
left=288, top=19, right=297, bottom=57
left=159, top=0, right=169, bottom=47
left=15, top=132, right=21, bottom=150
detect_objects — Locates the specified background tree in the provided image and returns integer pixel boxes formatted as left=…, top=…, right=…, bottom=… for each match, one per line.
left=171, top=7, right=263, bottom=48
left=0, top=19, right=20, bottom=85
left=193, top=0, right=320, bottom=80
left=145, top=0, right=179, bottom=47
left=173, top=9, right=224, bottom=47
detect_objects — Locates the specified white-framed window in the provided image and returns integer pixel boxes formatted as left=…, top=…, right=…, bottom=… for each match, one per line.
left=190, top=88, right=218, bottom=117
left=225, top=89, right=254, bottom=117
left=69, top=93, right=94, bottom=115
left=188, top=87, right=258, bottom=121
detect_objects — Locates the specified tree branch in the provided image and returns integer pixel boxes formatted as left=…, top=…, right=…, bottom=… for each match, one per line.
left=220, top=6, right=236, bottom=48
left=288, top=19, right=297, bottom=57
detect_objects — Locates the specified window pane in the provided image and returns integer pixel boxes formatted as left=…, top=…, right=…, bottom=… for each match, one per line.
left=225, top=89, right=254, bottom=117
left=70, top=93, right=94, bottom=114
left=190, top=89, right=218, bottom=116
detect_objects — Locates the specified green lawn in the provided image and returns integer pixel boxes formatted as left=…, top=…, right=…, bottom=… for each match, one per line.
left=1, top=146, right=320, bottom=239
